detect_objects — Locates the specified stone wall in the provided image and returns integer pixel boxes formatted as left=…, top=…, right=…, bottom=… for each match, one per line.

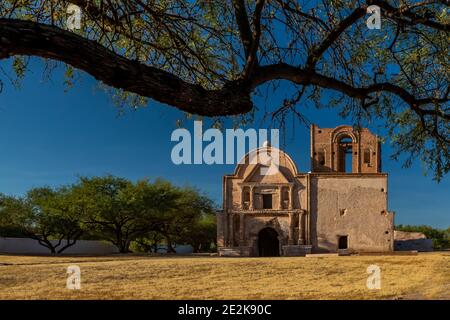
left=310, top=174, right=394, bottom=253
left=0, top=237, right=119, bottom=255
left=394, top=231, right=433, bottom=252
left=311, top=125, right=381, bottom=173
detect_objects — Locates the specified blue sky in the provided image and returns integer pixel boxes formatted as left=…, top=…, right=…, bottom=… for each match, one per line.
left=0, top=59, right=448, bottom=228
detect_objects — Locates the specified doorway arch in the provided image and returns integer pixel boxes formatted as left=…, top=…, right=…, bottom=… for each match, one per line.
left=258, top=227, right=280, bottom=257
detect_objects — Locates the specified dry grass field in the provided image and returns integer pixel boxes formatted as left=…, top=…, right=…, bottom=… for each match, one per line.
left=0, top=252, right=449, bottom=300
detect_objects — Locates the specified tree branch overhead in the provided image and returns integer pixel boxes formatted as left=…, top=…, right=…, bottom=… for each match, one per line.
left=0, top=0, right=448, bottom=178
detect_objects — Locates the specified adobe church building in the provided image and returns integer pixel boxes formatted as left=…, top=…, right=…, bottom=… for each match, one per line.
left=217, top=125, right=395, bottom=256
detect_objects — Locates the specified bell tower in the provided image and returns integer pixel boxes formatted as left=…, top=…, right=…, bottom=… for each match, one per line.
left=310, top=124, right=381, bottom=173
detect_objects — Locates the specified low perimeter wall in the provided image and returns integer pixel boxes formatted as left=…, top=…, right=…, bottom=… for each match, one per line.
left=0, top=237, right=119, bottom=255
left=393, top=231, right=433, bottom=252
left=0, top=237, right=194, bottom=255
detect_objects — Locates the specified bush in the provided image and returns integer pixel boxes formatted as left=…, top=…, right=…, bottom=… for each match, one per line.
left=0, top=226, right=24, bottom=238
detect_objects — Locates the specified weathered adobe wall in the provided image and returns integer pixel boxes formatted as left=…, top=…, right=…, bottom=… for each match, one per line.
left=311, top=125, right=380, bottom=173
left=216, top=211, right=225, bottom=247
left=227, top=174, right=308, bottom=212
left=358, top=129, right=380, bottom=173
left=244, top=215, right=290, bottom=253
left=310, top=175, right=394, bottom=253
left=216, top=210, right=291, bottom=254
left=220, top=170, right=307, bottom=251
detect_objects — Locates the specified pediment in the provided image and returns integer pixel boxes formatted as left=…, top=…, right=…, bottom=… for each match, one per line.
left=243, top=163, right=290, bottom=184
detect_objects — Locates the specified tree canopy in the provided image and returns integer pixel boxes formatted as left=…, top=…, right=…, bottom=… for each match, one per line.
left=0, top=186, right=83, bottom=253
left=0, top=1, right=448, bottom=179
left=0, top=176, right=216, bottom=254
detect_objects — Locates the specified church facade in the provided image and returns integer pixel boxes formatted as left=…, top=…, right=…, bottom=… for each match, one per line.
left=217, top=125, right=395, bottom=256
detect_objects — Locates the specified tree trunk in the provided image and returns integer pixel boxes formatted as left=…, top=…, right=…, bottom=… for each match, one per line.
left=118, top=242, right=129, bottom=253
left=192, top=242, right=200, bottom=253
left=115, top=227, right=129, bottom=253
left=165, top=235, right=176, bottom=254
left=34, top=234, right=57, bottom=254
left=57, top=231, right=83, bottom=254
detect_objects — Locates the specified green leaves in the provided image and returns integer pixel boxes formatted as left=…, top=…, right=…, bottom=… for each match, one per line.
left=0, top=175, right=215, bottom=253
left=0, top=0, right=448, bottom=180
left=0, top=186, right=84, bottom=253
left=71, top=175, right=214, bottom=253
left=10, top=56, right=28, bottom=89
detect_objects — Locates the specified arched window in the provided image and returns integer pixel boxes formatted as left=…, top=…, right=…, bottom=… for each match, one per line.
left=337, top=136, right=353, bottom=173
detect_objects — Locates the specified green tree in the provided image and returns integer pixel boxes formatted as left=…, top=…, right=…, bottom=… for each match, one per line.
left=0, top=207, right=23, bottom=237
left=72, top=175, right=149, bottom=253
left=0, top=187, right=84, bottom=254
left=133, top=231, right=165, bottom=253
left=0, top=1, right=448, bottom=180
left=131, top=179, right=182, bottom=253
left=0, top=195, right=29, bottom=238
left=162, top=184, right=215, bottom=253
left=133, top=179, right=215, bottom=253
left=181, top=212, right=217, bottom=253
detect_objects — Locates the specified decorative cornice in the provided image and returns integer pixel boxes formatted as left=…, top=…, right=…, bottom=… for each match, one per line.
left=237, top=182, right=294, bottom=186
left=230, top=209, right=304, bottom=216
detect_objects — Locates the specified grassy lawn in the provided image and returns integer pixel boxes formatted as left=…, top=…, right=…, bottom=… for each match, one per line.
left=0, top=252, right=449, bottom=300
